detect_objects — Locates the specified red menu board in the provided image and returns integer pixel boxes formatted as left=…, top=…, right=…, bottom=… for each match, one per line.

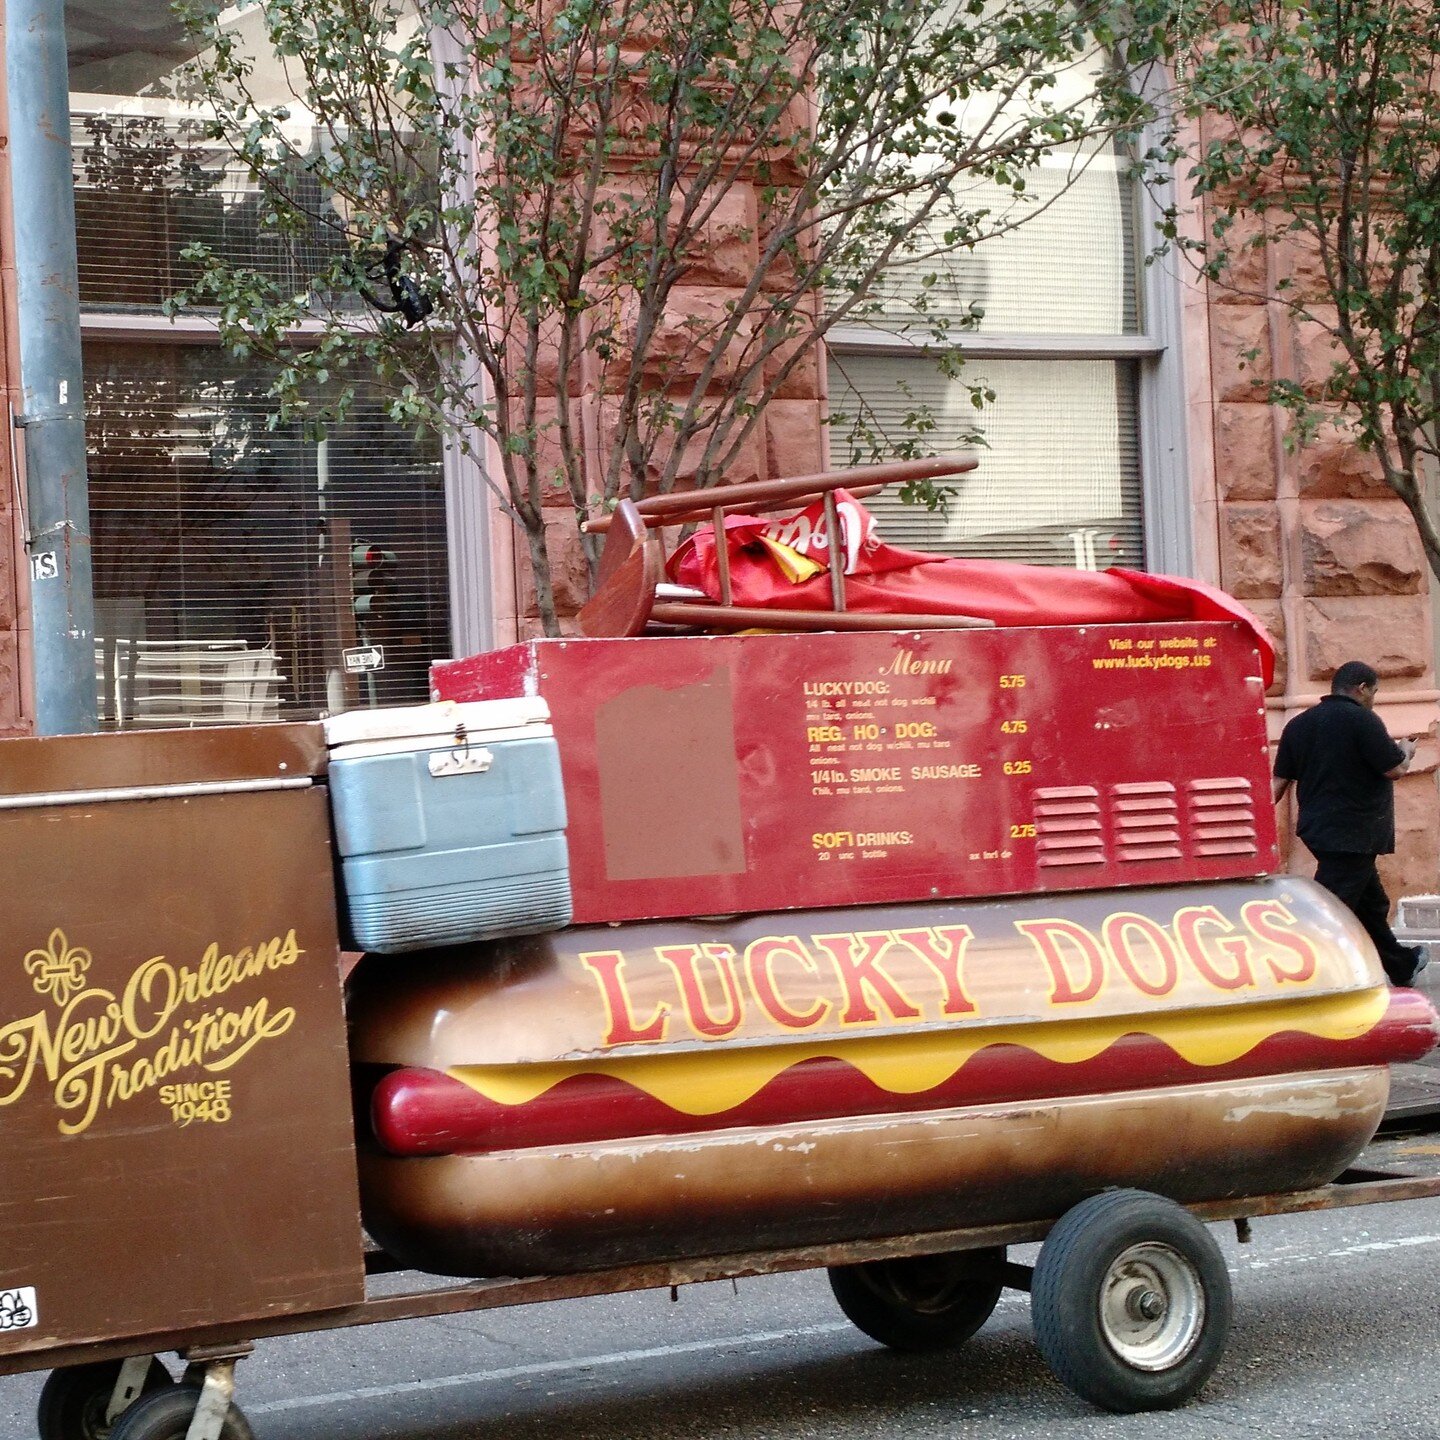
left=433, top=622, right=1278, bottom=925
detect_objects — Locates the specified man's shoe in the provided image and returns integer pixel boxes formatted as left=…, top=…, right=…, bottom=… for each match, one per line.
left=1407, top=944, right=1430, bottom=984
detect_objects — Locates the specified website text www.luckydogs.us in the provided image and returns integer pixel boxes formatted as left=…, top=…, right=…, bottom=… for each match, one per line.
left=1091, top=635, right=1219, bottom=671
left=1092, top=653, right=1213, bottom=670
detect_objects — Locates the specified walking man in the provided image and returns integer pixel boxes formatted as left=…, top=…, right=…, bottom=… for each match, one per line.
left=1272, top=660, right=1425, bottom=985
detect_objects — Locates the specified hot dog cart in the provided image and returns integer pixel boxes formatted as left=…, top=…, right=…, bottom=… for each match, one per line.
left=1, top=469, right=1438, bottom=1439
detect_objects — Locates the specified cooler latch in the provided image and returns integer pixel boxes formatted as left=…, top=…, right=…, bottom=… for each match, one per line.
left=429, top=725, right=494, bottom=778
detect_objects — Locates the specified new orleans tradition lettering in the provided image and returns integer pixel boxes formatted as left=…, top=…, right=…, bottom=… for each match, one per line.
left=0, top=929, right=303, bottom=1135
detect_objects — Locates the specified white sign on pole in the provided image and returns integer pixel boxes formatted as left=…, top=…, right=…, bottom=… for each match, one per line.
left=342, top=645, right=385, bottom=674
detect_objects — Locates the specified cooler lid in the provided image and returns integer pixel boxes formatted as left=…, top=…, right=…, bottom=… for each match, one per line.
left=323, top=698, right=551, bottom=750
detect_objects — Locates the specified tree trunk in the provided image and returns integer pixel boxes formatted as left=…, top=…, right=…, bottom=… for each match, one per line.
left=522, top=514, right=562, bottom=638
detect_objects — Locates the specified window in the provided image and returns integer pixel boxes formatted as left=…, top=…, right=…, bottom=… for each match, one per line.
left=85, top=344, right=448, bottom=726
left=827, top=57, right=1185, bottom=573
left=66, top=1, right=454, bottom=726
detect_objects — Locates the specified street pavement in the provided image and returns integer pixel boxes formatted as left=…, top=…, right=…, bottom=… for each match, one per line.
left=5, top=1143, right=1440, bottom=1439
left=3, top=969, right=1440, bottom=1436
left=1382, top=965, right=1440, bottom=1125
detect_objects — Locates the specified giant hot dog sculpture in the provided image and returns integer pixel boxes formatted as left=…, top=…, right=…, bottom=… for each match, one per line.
left=343, top=553, right=1439, bottom=1279
left=349, top=877, right=1437, bottom=1276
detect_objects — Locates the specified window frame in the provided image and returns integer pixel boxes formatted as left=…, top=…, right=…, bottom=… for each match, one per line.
left=824, top=114, right=1195, bottom=578
left=67, top=5, right=493, bottom=671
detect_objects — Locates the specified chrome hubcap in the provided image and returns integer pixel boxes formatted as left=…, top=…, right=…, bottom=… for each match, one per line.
left=1098, top=1242, right=1205, bottom=1371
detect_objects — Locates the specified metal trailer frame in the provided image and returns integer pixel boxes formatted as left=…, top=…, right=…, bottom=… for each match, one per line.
left=12, top=1159, right=1440, bottom=1440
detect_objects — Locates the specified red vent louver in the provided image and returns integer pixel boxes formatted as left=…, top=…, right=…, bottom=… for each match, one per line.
left=1188, top=777, right=1259, bottom=857
left=1034, top=785, right=1106, bottom=867
left=1111, top=781, right=1182, bottom=863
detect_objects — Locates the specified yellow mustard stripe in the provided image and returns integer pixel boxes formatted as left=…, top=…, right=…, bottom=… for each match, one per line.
left=447, top=987, right=1392, bottom=1117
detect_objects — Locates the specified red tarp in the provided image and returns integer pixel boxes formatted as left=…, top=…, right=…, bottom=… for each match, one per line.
left=667, top=491, right=1276, bottom=686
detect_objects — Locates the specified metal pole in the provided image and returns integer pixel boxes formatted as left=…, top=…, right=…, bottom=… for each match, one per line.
left=5, top=0, right=96, bottom=733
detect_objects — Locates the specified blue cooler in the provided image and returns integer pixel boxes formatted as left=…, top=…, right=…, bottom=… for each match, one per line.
left=324, top=699, right=571, bottom=953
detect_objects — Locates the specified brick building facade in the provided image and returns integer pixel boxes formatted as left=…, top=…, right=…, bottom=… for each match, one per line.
left=0, top=7, right=1434, bottom=897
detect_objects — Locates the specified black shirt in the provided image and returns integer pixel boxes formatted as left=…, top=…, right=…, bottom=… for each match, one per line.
left=1273, top=694, right=1405, bottom=854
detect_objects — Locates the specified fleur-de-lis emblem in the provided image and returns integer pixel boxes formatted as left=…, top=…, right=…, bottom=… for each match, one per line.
left=24, top=929, right=91, bottom=1007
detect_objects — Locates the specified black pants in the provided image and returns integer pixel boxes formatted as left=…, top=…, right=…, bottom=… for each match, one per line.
left=1310, top=850, right=1418, bottom=984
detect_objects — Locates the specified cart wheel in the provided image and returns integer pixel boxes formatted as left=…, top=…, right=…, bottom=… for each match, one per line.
left=105, top=1386, right=254, bottom=1440
left=827, top=1247, right=1007, bottom=1351
left=1031, top=1189, right=1232, bottom=1413
left=37, top=1358, right=172, bottom=1440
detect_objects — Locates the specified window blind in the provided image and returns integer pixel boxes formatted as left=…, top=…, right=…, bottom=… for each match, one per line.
left=828, top=352, right=1143, bottom=569
left=71, top=109, right=353, bottom=313
left=861, top=146, right=1140, bottom=337
left=67, top=0, right=426, bottom=313
left=85, top=342, right=450, bottom=728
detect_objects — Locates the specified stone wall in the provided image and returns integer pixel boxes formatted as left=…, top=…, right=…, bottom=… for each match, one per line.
left=1205, top=207, right=1439, bottom=897
left=508, top=242, right=830, bottom=635
left=507, top=104, right=1439, bottom=901
left=503, top=98, right=829, bottom=637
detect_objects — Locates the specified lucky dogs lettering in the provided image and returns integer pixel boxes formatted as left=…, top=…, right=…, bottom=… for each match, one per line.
left=581, top=899, right=1322, bottom=1046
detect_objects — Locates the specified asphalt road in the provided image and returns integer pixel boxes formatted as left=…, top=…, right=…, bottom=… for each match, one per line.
left=6, top=1135, right=1440, bottom=1440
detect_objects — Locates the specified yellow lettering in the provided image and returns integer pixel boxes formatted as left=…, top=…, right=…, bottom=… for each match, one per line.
left=0, top=929, right=308, bottom=1134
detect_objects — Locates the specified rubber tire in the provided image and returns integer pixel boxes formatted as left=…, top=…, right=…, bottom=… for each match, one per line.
left=827, top=1248, right=1006, bottom=1351
left=1031, top=1189, right=1232, bottom=1413
left=106, top=1386, right=255, bottom=1440
left=37, top=1358, right=172, bottom=1440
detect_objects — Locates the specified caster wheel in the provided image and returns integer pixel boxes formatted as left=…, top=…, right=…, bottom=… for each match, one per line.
left=106, top=1385, right=254, bottom=1440
left=827, top=1247, right=1007, bottom=1351
left=37, top=1358, right=172, bottom=1440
